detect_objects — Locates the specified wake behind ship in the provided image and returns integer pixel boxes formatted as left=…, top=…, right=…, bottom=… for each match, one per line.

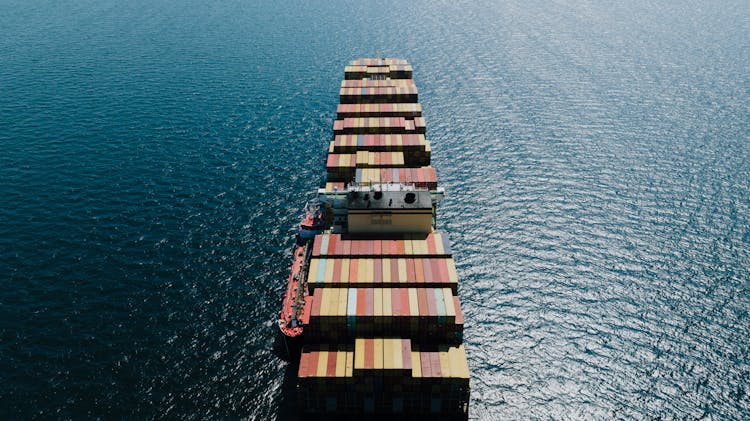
left=278, top=58, right=470, bottom=417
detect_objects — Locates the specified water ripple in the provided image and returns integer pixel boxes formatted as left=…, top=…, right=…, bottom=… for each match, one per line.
left=1, top=0, right=749, bottom=419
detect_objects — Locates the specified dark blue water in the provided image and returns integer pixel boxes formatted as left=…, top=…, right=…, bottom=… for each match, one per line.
left=1, top=0, right=749, bottom=418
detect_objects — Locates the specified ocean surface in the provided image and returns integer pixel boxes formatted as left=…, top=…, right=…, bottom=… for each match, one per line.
left=1, top=0, right=749, bottom=418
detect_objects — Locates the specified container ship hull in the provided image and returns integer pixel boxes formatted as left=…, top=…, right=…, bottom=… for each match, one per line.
left=278, top=58, right=470, bottom=417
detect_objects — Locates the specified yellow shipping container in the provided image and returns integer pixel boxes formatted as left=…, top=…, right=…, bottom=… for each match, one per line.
left=392, top=339, right=403, bottom=370
left=340, top=259, right=350, bottom=284
left=357, top=150, right=367, bottom=165
left=336, top=350, right=347, bottom=377
left=374, top=339, right=384, bottom=370
left=318, top=289, right=328, bottom=316
left=397, top=259, right=407, bottom=282
left=383, top=339, right=394, bottom=369
left=308, top=259, right=319, bottom=284
left=438, top=348, right=451, bottom=378
left=325, top=259, right=334, bottom=282
left=447, top=259, right=459, bottom=283
left=329, top=288, right=339, bottom=317
left=408, top=288, right=419, bottom=317
left=414, top=238, right=428, bottom=255
left=411, top=349, right=422, bottom=378
left=354, top=339, right=365, bottom=369
left=317, top=350, right=328, bottom=377
left=382, top=259, right=391, bottom=283
left=448, top=345, right=470, bottom=379
left=327, top=288, right=336, bottom=316
left=434, top=232, right=445, bottom=255
left=404, top=239, right=413, bottom=255
left=374, top=288, right=383, bottom=317
left=382, top=287, right=392, bottom=315
left=443, top=287, right=456, bottom=317
left=356, top=259, right=366, bottom=283
left=338, top=288, right=348, bottom=316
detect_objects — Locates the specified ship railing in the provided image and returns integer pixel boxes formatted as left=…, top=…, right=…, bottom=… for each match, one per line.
left=292, top=242, right=313, bottom=322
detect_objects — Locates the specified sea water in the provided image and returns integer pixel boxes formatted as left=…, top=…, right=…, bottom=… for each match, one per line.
left=1, top=0, right=749, bottom=418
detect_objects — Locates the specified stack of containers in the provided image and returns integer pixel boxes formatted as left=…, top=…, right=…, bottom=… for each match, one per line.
left=333, top=116, right=426, bottom=135
left=326, top=152, right=406, bottom=181
left=297, top=341, right=470, bottom=414
left=299, top=58, right=469, bottom=416
left=337, top=103, right=422, bottom=119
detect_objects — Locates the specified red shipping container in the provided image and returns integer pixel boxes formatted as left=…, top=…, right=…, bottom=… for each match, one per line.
left=414, top=259, right=424, bottom=283
left=343, top=238, right=351, bottom=256
left=390, top=240, right=403, bottom=256
left=426, top=167, right=437, bottom=183
left=391, top=288, right=401, bottom=316
left=422, top=258, right=433, bottom=283
left=390, top=258, right=400, bottom=283
left=421, top=351, right=431, bottom=378
left=396, top=240, right=405, bottom=256
left=382, top=239, right=392, bottom=255
left=400, top=289, right=411, bottom=317
left=430, top=259, right=444, bottom=285
left=426, top=233, right=437, bottom=255
left=425, top=287, right=436, bottom=316
left=351, top=240, right=360, bottom=256
left=301, top=298, right=312, bottom=325
left=311, top=289, right=322, bottom=316
left=430, top=352, right=442, bottom=378
left=401, top=339, right=412, bottom=370
left=298, top=351, right=308, bottom=377
left=349, top=259, right=359, bottom=283
left=417, top=288, right=428, bottom=316
left=308, top=351, right=320, bottom=378
left=327, top=350, right=337, bottom=377
left=334, top=234, right=343, bottom=255
left=365, top=339, right=374, bottom=370
left=356, top=288, right=366, bottom=316
left=312, top=236, right=321, bottom=257
left=454, top=296, right=464, bottom=325
left=373, top=258, right=382, bottom=284
left=437, top=259, right=449, bottom=284
left=406, top=258, right=416, bottom=283
left=373, top=240, right=382, bottom=256
left=365, top=288, right=374, bottom=316
left=363, top=240, right=373, bottom=256
left=333, top=259, right=342, bottom=284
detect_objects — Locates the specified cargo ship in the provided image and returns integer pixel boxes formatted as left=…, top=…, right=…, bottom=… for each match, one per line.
left=278, top=58, right=470, bottom=417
